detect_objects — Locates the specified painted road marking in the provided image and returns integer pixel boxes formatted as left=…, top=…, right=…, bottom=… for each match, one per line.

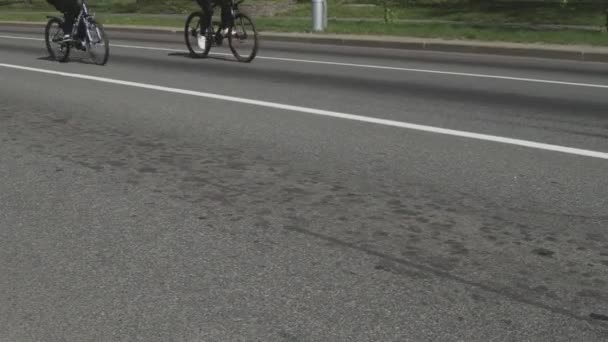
left=2, top=34, right=608, bottom=89
left=1, top=62, right=607, bottom=160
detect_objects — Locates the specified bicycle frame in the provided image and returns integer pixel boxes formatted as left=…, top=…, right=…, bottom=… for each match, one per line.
left=68, top=0, right=95, bottom=42
left=45, top=0, right=109, bottom=65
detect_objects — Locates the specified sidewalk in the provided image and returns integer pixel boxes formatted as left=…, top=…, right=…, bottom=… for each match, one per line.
left=2, top=20, right=608, bottom=63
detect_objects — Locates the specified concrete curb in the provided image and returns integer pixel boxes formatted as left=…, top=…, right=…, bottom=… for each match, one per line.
left=258, top=32, right=608, bottom=63
left=2, top=20, right=608, bottom=63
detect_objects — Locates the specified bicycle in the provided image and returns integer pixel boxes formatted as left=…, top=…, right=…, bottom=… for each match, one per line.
left=44, top=0, right=109, bottom=65
left=184, top=0, right=258, bottom=63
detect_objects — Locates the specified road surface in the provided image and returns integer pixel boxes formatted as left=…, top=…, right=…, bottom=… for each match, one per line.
left=1, top=25, right=607, bottom=341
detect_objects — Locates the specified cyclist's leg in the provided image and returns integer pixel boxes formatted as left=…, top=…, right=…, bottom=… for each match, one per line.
left=76, top=7, right=87, bottom=40
left=62, top=1, right=80, bottom=38
left=195, top=0, right=213, bottom=32
left=220, top=2, right=233, bottom=29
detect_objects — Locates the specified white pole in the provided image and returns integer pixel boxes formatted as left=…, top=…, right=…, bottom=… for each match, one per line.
left=312, top=0, right=325, bottom=32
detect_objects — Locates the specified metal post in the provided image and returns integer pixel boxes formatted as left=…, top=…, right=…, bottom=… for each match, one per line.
left=312, top=0, right=326, bottom=32
left=323, top=0, right=328, bottom=29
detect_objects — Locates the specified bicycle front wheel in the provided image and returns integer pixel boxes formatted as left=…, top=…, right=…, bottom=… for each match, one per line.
left=85, top=18, right=109, bottom=65
left=228, top=14, right=258, bottom=63
left=45, top=17, right=70, bottom=62
left=185, top=11, right=212, bottom=58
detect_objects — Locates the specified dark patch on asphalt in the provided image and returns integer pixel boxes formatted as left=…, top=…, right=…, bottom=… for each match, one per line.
left=500, top=319, right=512, bottom=326
left=374, top=264, right=389, bottom=271
left=107, top=160, right=127, bottom=167
left=590, top=313, right=608, bottom=321
left=416, top=217, right=430, bottom=223
left=284, top=224, right=606, bottom=327
left=577, top=289, right=607, bottom=300
left=2, top=95, right=608, bottom=330
left=471, top=292, right=486, bottom=302
left=532, top=248, right=555, bottom=257
left=137, top=167, right=158, bottom=173
left=374, top=261, right=428, bottom=279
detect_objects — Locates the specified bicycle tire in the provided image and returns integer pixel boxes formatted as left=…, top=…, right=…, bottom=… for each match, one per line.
left=85, top=18, right=110, bottom=65
left=184, top=11, right=212, bottom=58
left=228, top=13, right=258, bottom=63
left=45, top=17, right=70, bottom=62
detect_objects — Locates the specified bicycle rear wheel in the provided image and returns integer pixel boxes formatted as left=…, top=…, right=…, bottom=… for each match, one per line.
left=228, top=13, right=258, bottom=63
left=185, top=11, right=212, bottom=58
left=85, top=18, right=109, bottom=65
left=45, top=17, right=70, bottom=62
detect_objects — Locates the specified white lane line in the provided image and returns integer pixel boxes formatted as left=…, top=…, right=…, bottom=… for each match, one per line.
left=1, top=62, right=607, bottom=160
left=0, top=34, right=42, bottom=41
left=2, top=34, right=608, bottom=89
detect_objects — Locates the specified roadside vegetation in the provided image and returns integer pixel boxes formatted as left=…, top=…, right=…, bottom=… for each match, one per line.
left=1, top=0, right=607, bottom=45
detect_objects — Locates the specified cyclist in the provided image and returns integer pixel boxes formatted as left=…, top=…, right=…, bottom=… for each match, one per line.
left=195, top=0, right=233, bottom=42
left=46, top=0, right=81, bottom=41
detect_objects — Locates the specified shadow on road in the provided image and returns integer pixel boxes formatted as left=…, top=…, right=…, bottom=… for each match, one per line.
left=37, top=56, right=56, bottom=62
left=283, top=225, right=608, bottom=329
left=167, top=52, right=237, bottom=63
left=37, top=55, right=102, bottom=66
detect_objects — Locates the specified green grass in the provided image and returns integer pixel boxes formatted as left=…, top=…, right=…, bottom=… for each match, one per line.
left=1, top=11, right=607, bottom=46
left=0, top=12, right=184, bottom=26
left=0, top=11, right=53, bottom=21
left=0, top=0, right=139, bottom=12
left=283, top=1, right=607, bottom=26
left=314, top=20, right=608, bottom=46
left=3, top=0, right=606, bottom=26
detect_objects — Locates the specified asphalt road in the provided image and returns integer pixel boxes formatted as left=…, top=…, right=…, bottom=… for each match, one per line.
left=1, top=25, right=608, bottom=341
